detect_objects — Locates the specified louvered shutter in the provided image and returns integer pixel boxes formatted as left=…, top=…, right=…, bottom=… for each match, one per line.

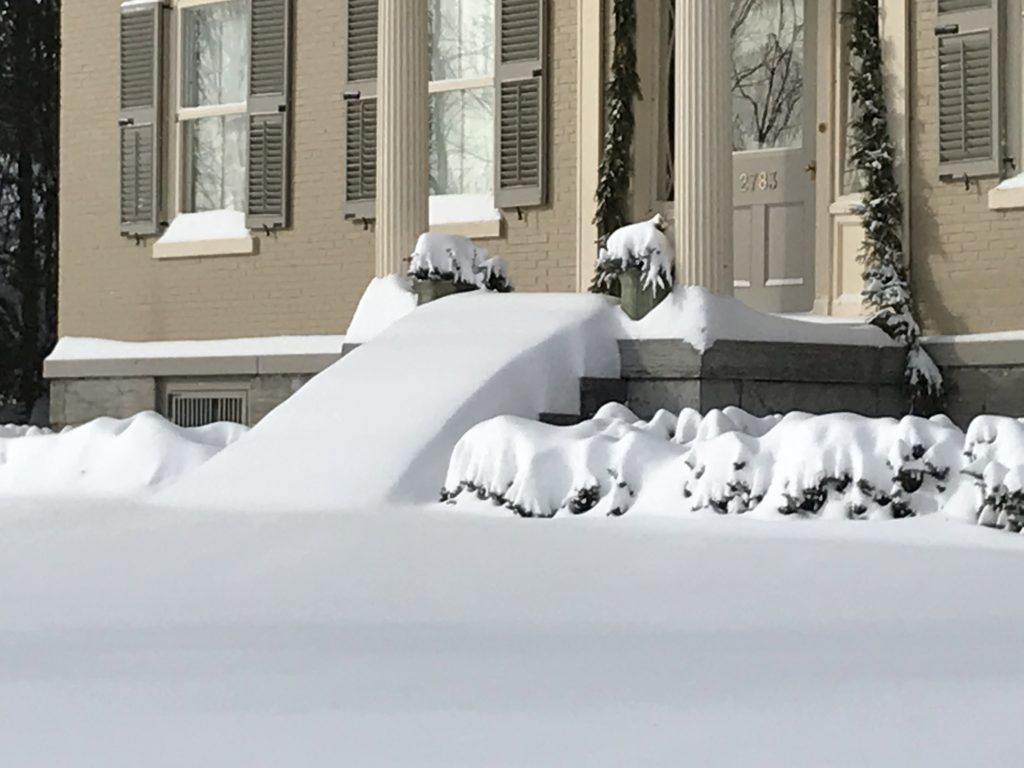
left=344, top=0, right=378, bottom=220
left=936, top=0, right=1000, bottom=179
left=495, top=0, right=547, bottom=209
left=119, top=2, right=162, bottom=237
left=247, top=0, right=292, bottom=230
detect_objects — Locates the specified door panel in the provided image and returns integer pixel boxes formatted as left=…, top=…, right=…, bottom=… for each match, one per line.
left=731, top=0, right=816, bottom=313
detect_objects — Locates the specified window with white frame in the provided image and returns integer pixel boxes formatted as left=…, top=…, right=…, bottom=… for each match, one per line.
left=428, top=0, right=495, bottom=198
left=177, top=0, right=250, bottom=214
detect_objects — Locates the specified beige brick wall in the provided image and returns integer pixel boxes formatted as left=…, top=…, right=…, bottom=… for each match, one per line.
left=910, top=0, right=1024, bottom=335
left=60, top=0, right=579, bottom=343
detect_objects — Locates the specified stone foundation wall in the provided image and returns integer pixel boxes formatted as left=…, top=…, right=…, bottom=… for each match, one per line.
left=50, top=373, right=316, bottom=429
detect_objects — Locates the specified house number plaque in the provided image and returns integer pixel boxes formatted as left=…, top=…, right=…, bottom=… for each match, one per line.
left=739, top=171, right=779, bottom=192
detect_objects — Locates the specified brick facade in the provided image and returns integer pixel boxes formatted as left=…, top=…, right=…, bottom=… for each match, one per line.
left=909, top=0, right=1024, bottom=336
left=59, top=0, right=579, bottom=343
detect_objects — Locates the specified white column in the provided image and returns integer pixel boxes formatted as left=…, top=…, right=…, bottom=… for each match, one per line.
left=674, top=0, right=733, bottom=295
left=375, top=0, right=429, bottom=277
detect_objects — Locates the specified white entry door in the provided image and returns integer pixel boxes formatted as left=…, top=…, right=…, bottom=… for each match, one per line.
left=731, top=0, right=817, bottom=313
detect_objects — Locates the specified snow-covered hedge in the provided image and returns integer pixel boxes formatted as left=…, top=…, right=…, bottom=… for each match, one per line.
left=408, top=233, right=511, bottom=292
left=442, top=404, right=1024, bottom=531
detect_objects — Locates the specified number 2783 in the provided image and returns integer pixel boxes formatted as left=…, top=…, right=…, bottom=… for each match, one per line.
left=739, top=171, right=778, bottom=192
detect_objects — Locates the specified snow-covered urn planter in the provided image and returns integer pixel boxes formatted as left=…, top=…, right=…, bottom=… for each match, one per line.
left=595, top=215, right=674, bottom=320
left=407, top=233, right=512, bottom=305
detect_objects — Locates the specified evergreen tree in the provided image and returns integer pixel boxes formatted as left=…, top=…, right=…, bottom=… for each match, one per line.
left=592, top=0, right=641, bottom=295
left=0, top=0, right=60, bottom=421
left=848, top=0, right=941, bottom=412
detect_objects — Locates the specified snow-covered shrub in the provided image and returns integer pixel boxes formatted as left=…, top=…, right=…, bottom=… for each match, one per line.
left=441, top=405, right=1024, bottom=531
left=593, top=215, right=674, bottom=295
left=962, top=417, right=1024, bottom=532
left=408, top=233, right=512, bottom=292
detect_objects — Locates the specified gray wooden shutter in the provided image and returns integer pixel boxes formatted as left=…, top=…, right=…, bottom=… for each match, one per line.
left=495, top=0, right=547, bottom=209
left=344, top=0, right=378, bottom=220
left=119, top=1, right=162, bottom=237
left=936, top=0, right=1001, bottom=179
left=247, top=0, right=292, bottom=230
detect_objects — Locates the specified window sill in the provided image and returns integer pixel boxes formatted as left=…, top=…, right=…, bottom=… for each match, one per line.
left=988, top=183, right=1024, bottom=211
left=152, top=210, right=255, bottom=259
left=428, top=218, right=503, bottom=240
left=152, top=235, right=255, bottom=260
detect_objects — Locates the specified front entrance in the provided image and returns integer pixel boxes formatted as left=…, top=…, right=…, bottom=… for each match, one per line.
left=731, top=0, right=817, bottom=313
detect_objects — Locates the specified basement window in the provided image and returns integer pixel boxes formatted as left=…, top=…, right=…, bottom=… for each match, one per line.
left=166, top=389, right=249, bottom=427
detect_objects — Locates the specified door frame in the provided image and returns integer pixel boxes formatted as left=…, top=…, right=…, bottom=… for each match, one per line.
left=813, top=0, right=911, bottom=317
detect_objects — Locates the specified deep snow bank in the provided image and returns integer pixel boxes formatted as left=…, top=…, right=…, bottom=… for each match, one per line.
left=161, top=292, right=621, bottom=509
left=629, top=286, right=894, bottom=350
left=0, top=412, right=246, bottom=499
left=443, top=404, right=1024, bottom=529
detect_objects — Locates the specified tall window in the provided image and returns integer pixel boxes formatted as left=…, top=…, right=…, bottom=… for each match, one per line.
left=429, top=0, right=495, bottom=198
left=178, top=0, right=250, bottom=213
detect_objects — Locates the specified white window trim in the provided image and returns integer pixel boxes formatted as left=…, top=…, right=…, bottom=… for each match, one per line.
left=987, top=6, right=1024, bottom=210
left=159, top=0, right=255, bottom=258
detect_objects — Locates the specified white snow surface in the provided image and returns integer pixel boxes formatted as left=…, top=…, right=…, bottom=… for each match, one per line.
left=344, top=275, right=419, bottom=344
left=162, top=292, right=621, bottom=510
left=48, top=334, right=345, bottom=361
left=1, top=501, right=1023, bottom=767
left=429, top=193, right=502, bottom=225
left=629, top=286, right=895, bottom=350
left=0, top=412, right=246, bottom=499
left=994, top=171, right=1024, bottom=191
left=0, top=424, right=53, bottom=439
left=155, top=209, right=249, bottom=245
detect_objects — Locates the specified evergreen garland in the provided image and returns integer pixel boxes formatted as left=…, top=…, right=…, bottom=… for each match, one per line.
left=847, top=0, right=942, bottom=412
left=591, top=0, right=641, bottom=295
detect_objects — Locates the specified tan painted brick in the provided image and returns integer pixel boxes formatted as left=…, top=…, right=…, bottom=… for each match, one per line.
left=61, top=0, right=581, bottom=342
left=910, top=0, right=1024, bottom=335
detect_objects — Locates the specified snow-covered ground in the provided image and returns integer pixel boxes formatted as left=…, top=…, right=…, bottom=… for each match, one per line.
left=0, top=502, right=1022, bottom=767
left=0, top=413, right=246, bottom=498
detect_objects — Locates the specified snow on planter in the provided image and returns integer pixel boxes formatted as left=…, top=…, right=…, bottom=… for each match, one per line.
left=594, top=214, right=674, bottom=294
left=442, top=404, right=1024, bottom=531
left=0, top=412, right=247, bottom=499
left=408, top=233, right=511, bottom=292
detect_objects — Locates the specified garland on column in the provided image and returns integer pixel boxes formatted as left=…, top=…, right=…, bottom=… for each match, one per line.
left=848, top=0, right=942, bottom=412
left=591, top=0, right=641, bottom=295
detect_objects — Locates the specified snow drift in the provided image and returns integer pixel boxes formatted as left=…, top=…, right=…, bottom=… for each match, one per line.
left=0, top=412, right=246, bottom=499
left=442, top=404, right=1024, bottom=530
left=161, top=292, right=621, bottom=510
left=629, top=286, right=894, bottom=350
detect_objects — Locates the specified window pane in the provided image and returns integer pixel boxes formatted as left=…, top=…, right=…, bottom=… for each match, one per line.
left=184, top=114, right=248, bottom=212
left=731, top=0, right=805, bottom=152
left=430, top=87, right=494, bottom=196
left=182, top=0, right=250, bottom=108
left=429, top=0, right=494, bottom=81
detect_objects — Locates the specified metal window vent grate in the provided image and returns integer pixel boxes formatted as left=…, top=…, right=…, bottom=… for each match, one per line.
left=166, top=391, right=249, bottom=428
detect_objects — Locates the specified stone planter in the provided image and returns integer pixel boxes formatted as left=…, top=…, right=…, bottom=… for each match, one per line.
left=619, top=267, right=671, bottom=320
left=413, top=277, right=475, bottom=305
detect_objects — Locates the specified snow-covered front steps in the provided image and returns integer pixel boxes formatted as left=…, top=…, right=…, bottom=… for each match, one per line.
left=158, top=293, right=621, bottom=510
left=619, top=337, right=907, bottom=419
left=540, top=337, right=906, bottom=427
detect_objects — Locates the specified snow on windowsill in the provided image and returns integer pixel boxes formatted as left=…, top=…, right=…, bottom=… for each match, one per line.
left=153, top=210, right=255, bottom=260
left=47, top=336, right=346, bottom=363
left=988, top=174, right=1024, bottom=211
left=428, top=194, right=503, bottom=239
